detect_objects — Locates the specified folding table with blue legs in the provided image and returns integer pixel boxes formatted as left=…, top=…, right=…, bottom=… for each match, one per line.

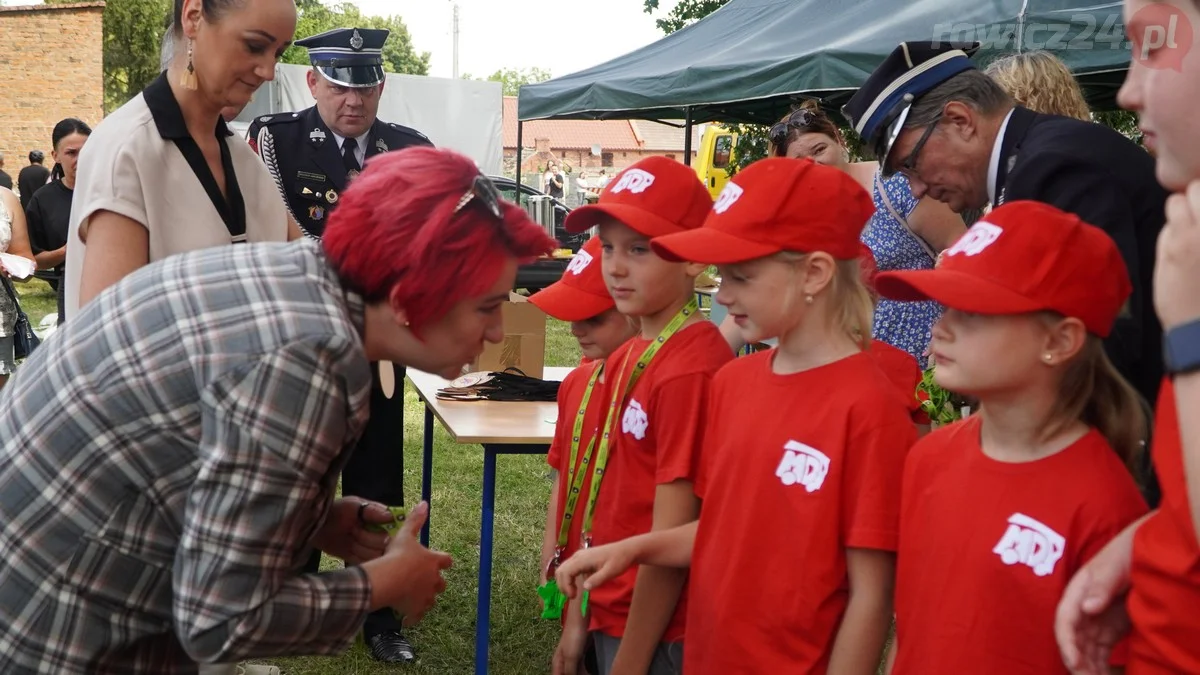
left=406, top=367, right=572, bottom=675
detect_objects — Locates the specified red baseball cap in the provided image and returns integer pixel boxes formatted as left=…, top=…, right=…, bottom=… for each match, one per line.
left=651, top=158, right=874, bottom=264
left=874, top=201, right=1131, bottom=337
left=859, top=243, right=879, bottom=291
left=564, top=156, right=712, bottom=237
left=528, top=236, right=614, bottom=321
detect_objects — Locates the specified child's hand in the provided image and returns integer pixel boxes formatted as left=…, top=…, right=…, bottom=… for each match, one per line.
left=1055, top=521, right=1138, bottom=674
left=552, top=599, right=590, bottom=675
left=555, top=540, right=637, bottom=598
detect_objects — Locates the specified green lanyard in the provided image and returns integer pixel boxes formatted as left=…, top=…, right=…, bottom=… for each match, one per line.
left=551, top=362, right=605, bottom=565
left=538, top=297, right=698, bottom=619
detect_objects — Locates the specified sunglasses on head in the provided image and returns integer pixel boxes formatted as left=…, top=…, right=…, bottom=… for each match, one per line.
left=453, top=174, right=504, bottom=220
left=768, top=108, right=822, bottom=150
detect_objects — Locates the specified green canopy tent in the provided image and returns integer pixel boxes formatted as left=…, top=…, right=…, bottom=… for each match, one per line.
left=513, top=0, right=1132, bottom=188
left=517, top=0, right=1132, bottom=127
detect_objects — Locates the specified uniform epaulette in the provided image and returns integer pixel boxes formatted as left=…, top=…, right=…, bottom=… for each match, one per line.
left=253, top=112, right=303, bottom=127
left=387, top=122, right=432, bottom=144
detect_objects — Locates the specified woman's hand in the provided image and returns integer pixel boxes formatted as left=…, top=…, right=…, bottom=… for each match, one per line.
left=362, top=502, right=453, bottom=626
left=1156, top=181, right=1200, bottom=330
left=310, top=497, right=395, bottom=564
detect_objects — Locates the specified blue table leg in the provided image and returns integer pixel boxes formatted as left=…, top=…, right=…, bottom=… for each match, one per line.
left=421, top=405, right=434, bottom=548
left=475, top=446, right=498, bottom=675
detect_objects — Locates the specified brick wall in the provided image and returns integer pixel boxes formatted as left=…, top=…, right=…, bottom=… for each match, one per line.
left=0, top=3, right=104, bottom=183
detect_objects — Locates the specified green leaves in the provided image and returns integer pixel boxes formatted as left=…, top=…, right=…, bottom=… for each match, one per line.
left=642, top=0, right=731, bottom=35
left=282, top=2, right=430, bottom=76
left=916, top=363, right=972, bottom=427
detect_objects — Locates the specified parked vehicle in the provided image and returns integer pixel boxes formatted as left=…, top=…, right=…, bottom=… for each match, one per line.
left=693, top=124, right=739, bottom=199
left=489, top=176, right=584, bottom=292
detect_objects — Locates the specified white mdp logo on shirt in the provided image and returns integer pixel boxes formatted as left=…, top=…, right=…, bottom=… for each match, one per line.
left=775, top=440, right=830, bottom=492
left=610, top=169, right=656, bottom=195
left=567, top=249, right=594, bottom=276
left=713, top=183, right=744, bottom=214
left=622, top=399, right=649, bottom=440
left=992, top=513, right=1066, bottom=577
left=946, top=221, right=1003, bottom=258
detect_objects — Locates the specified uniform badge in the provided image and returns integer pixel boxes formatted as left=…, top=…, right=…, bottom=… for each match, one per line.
left=376, top=138, right=388, bottom=153
left=348, top=169, right=361, bottom=181
left=309, top=205, right=325, bottom=221
left=298, top=171, right=326, bottom=182
left=350, top=29, right=364, bottom=51
left=309, top=127, right=327, bottom=146
left=259, top=116, right=271, bottom=122
left=326, top=189, right=339, bottom=204
left=302, top=187, right=314, bottom=196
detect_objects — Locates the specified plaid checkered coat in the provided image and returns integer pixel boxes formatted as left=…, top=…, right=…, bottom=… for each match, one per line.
left=0, top=240, right=374, bottom=673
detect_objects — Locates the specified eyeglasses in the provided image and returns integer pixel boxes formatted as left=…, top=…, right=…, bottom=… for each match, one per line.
left=882, top=113, right=943, bottom=179
left=453, top=174, right=503, bottom=220
left=768, top=108, right=821, bottom=151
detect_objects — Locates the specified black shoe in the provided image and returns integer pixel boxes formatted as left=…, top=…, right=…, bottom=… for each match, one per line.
left=366, top=630, right=417, bottom=664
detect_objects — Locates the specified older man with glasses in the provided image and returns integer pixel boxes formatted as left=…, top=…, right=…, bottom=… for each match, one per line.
left=843, top=41, right=1169, bottom=449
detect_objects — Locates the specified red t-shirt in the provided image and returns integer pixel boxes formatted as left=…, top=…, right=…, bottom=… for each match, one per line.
left=1129, top=379, right=1200, bottom=673
left=686, top=350, right=916, bottom=673
left=587, top=320, right=733, bottom=642
left=893, top=416, right=1147, bottom=674
left=546, top=360, right=608, bottom=567
left=868, top=339, right=930, bottom=425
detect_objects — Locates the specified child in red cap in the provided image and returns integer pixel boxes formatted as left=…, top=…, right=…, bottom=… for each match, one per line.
left=871, top=201, right=1149, bottom=674
left=556, top=156, right=731, bottom=675
left=556, top=158, right=916, bottom=674
left=529, top=236, right=637, bottom=673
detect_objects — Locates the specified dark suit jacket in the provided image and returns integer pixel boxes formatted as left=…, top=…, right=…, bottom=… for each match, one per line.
left=248, top=106, right=433, bottom=238
left=994, top=106, right=1168, bottom=407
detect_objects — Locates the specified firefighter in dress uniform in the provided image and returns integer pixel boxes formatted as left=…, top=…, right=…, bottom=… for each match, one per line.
left=248, top=27, right=432, bottom=664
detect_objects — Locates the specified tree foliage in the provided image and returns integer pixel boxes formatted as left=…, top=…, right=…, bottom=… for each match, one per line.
left=62, top=0, right=430, bottom=113
left=479, top=67, right=553, bottom=97
left=284, top=1, right=430, bottom=76
left=642, top=0, right=730, bottom=35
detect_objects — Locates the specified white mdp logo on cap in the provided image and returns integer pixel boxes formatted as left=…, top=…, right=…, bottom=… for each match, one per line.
left=713, top=183, right=744, bottom=214
left=567, top=249, right=594, bottom=276
left=946, top=221, right=1003, bottom=257
left=610, top=169, right=656, bottom=195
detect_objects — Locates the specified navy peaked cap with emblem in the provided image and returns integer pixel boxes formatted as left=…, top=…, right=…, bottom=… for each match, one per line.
left=296, top=27, right=389, bottom=88
left=842, top=41, right=980, bottom=163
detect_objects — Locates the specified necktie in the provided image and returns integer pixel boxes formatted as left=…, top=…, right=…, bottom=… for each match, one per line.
left=342, top=137, right=360, bottom=174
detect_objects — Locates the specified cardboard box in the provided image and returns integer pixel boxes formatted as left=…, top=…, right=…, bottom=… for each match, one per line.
left=466, top=297, right=546, bottom=379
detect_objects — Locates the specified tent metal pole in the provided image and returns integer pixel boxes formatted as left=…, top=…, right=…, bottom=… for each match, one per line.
left=516, top=120, right=524, bottom=191
left=683, top=106, right=693, bottom=167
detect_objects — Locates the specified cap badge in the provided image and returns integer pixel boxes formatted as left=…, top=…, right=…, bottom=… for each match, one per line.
left=945, top=221, right=1003, bottom=258
left=350, top=29, right=364, bottom=51
left=566, top=249, right=594, bottom=276
left=713, top=183, right=744, bottom=214
left=610, top=168, right=655, bottom=195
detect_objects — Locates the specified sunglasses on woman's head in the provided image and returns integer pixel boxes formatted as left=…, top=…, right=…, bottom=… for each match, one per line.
left=453, top=174, right=503, bottom=220
left=768, top=109, right=821, bottom=149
